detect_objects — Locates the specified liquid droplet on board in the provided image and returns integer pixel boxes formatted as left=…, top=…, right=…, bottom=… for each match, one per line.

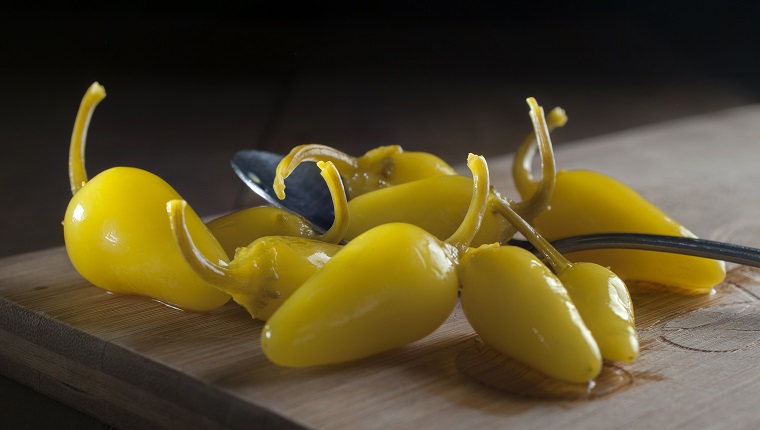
left=456, top=338, right=633, bottom=400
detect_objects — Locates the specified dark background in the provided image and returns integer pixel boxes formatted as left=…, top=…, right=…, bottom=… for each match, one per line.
left=2, top=9, right=759, bottom=256
left=2, top=7, right=760, bottom=428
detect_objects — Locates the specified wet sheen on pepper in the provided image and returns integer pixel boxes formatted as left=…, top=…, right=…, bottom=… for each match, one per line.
left=63, top=82, right=231, bottom=311
left=519, top=169, right=726, bottom=293
left=491, top=192, right=638, bottom=364
left=169, top=160, right=349, bottom=321
left=512, top=110, right=726, bottom=294
left=261, top=153, right=492, bottom=367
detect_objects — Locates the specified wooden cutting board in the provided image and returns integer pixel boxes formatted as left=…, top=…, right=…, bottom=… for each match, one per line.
left=4, top=105, right=760, bottom=429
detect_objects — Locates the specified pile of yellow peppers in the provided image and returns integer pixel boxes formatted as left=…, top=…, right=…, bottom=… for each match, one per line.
left=63, top=82, right=727, bottom=385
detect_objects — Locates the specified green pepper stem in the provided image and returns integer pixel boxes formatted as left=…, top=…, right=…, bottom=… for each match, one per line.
left=492, top=193, right=572, bottom=274
left=314, top=161, right=350, bottom=244
left=69, top=82, right=106, bottom=195
left=274, top=144, right=359, bottom=199
left=446, top=153, right=490, bottom=256
left=168, top=200, right=238, bottom=289
left=512, top=101, right=566, bottom=221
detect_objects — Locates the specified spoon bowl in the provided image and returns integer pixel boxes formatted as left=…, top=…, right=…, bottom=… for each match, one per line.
left=232, top=149, right=336, bottom=231
left=231, top=149, right=760, bottom=268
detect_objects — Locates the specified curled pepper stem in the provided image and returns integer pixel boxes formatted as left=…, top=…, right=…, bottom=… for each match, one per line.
left=446, top=153, right=490, bottom=256
left=274, top=144, right=359, bottom=199
left=69, top=82, right=106, bottom=195
left=314, top=160, right=350, bottom=244
left=168, top=200, right=238, bottom=289
left=492, top=193, right=572, bottom=274
left=512, top=100, right=566, bottom=221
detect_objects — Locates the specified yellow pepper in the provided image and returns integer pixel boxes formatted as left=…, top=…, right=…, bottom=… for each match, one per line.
left=459, top=244, right=602, bottom=384
left=275, top=143, right=458, bottom=199
left=168, top=161, right=349, bottom=321
left=341, top=174, right=510, bottom=246
left=206, top=207, right=317, bottom=260
left=492, top=193, right=638, bottom=363
left=516, top=168, right=726, bottom=294
left=274, top=98, right=557, bottom=247
left=557, top=262, right=637, bottom=362
left=261, top=153, right=491, bottom=367
left=460, top=190, right=638, bottom=384
left=63, top=82, right=230, bottom=311
left=512, top=108, right=726, bottom=293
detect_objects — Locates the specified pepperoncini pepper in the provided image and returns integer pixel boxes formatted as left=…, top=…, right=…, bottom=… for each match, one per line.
left=512, top=109, right=726, bottom=293
left=515, top=166, right=726, bottom=293
left=459, top=244, right=602, bottom=384
left=343, top=174, right=511, bottom=246
left=169, top=160, right=349, bottom=320
left=274, top=98, right=558, bottom=247
left=275, top=143, right=458, bottom=199
left=63, top=82, right=231, bottom=311
left=491, top=192, right=638, bottom=363
left=206, top=206, right=317, bottom=260
left=261, top=153, right=491, bottom=367
left=459, top=189, right=638, bottom=384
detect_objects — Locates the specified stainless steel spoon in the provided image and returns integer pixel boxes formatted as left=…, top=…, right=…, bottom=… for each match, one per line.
left=232, top=149, right=760, bottom=268
left=232, top=149, right=337, bottom=230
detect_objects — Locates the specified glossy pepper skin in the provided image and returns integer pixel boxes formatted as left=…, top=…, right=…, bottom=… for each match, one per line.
left=262, top=222, right=461, bottom=366
left=343, top=175, right=509, bottom=246
left=558, top=263, right=637, bottom=362
left=524, top=169, right=726, bottom=294
left=459, top=244, right=602, bottom=384
left=492, top=194, right=638, bottom=363
left=206, top=207, right=317, bottom=259
left=275, top=144, right=457, bottom=199
left=171, top=201, right=342, bottom=320
left=63, top=82, right=230, bottom=311
left=262, top=154, right=491, bottom=367
left=169, top=161, right=350, bottom=321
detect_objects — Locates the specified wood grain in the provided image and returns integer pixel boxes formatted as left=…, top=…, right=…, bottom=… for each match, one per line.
left=4, top=105, right=760, bottom=429
left=4, top=248, right=760, bottom=429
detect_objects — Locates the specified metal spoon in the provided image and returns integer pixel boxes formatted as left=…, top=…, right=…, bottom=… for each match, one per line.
left=231, top=149, right=760, bottom=268
left=232, top=149, right=337, bottom=230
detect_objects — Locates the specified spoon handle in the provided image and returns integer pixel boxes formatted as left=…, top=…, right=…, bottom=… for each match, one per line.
left=509, top=233, right=760, bottom=268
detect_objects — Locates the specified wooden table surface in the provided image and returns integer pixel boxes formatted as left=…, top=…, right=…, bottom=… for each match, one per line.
left=4, top=105, right=760, bottom=429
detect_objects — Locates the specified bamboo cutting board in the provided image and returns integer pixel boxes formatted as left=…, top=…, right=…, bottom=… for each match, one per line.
left=4, top=105, right=760, bottom=429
